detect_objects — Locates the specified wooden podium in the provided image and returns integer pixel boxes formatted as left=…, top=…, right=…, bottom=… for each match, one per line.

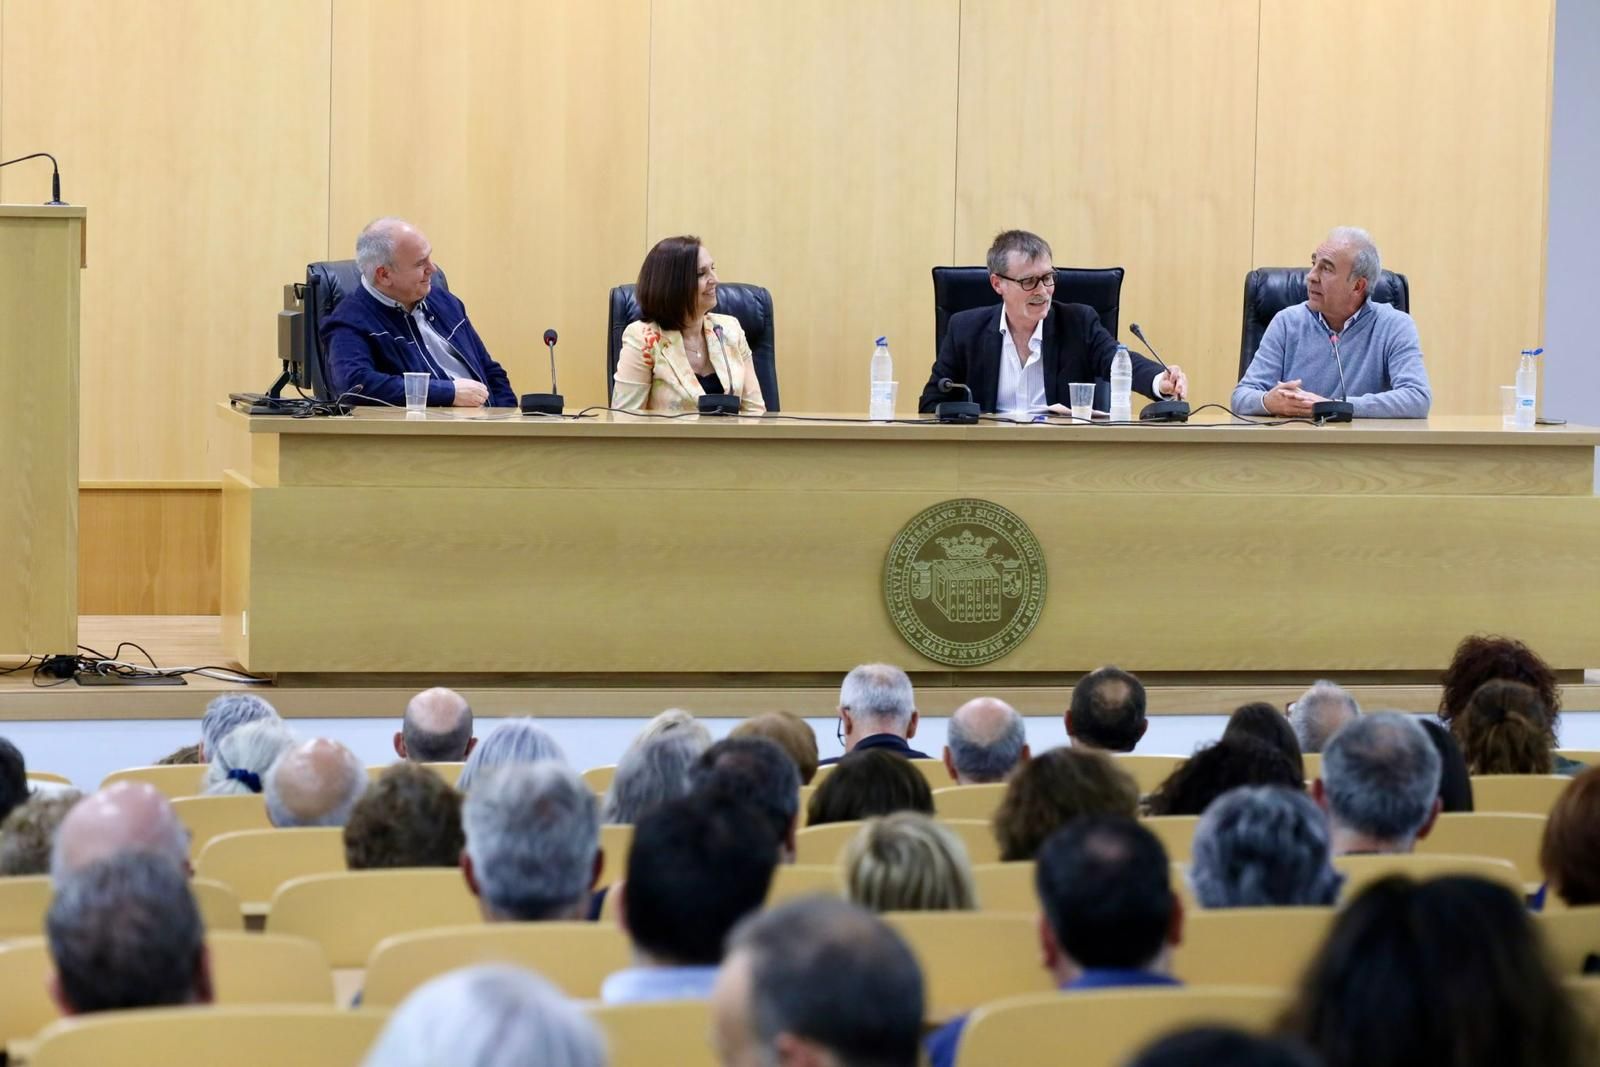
left=0, top=206, right=85, bottom=657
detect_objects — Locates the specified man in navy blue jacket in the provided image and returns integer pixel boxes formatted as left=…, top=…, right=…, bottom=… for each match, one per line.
left=321, top=218, right=516, bottom=408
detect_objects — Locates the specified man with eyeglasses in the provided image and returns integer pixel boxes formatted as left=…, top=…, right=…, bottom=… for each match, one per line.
left=919, top=230, right=1185, bottom=418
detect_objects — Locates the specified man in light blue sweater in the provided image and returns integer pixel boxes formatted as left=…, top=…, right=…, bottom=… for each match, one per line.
left=1233, top=227, right=1432, bottom=418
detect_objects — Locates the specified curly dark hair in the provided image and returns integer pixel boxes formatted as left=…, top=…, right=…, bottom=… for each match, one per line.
left=1221, top=702, right=1305, bottom=780
left=343, top=763, right=464, bottom=870
left=1438, top=634, right=1560, bottom=726
left=1144, top=738, right=1305, bottom=817
left=992, top=747, right=1140, bottom=861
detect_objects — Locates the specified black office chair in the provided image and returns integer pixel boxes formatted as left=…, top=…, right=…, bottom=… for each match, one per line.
left=1239, top=267, right=1410, bottom=378
left=605, top=283, right=779, bottom=411
left=302, top=259, right=451, bottom=400
left=930, top=266, right=1125, bottom=353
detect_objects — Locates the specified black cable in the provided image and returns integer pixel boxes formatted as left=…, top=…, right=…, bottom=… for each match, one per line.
left=0, top=656, right=39, bottom=676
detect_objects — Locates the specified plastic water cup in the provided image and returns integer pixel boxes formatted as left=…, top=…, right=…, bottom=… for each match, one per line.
left=1499, top=385, right=1517, bottom=428
left=404, top=372, right=429, bottom=412
left=1069, top=382, right=1094, bottom=422
left=870, top=381, right=897, bottom=421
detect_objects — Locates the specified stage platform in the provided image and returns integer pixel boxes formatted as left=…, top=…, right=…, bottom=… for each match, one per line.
left=3, top=616, right=1597, bottom=722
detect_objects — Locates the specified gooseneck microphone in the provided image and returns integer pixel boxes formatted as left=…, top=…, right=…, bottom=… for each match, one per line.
left=0, top=152, right=67, bottom=205
left=1311, top=331, right=1354, bottom=423
left=1127, top=323, right=1191, bottom=423
left=519, top=328, right=565, bottom=415
left=697, top=324, right=741, bottom=415
left=934, top=377, right=980, bottom=424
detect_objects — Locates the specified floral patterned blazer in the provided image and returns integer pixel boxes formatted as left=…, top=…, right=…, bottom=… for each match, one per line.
left=613, top=312, right=766, bottom=414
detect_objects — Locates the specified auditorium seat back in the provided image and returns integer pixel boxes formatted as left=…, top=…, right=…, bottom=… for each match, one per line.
left=1111, top=754, right=1188, bottom=795
left=171, top=794, right=272, bottom=857
left=1141, top=815, right=1201, bottom=863
left=365, top=761, right=464, bottom=786
left=931, top=266, right=1125, bottom=353
left=587, top=999, right=716, bottom=1067
left=883, top=911, right=1053, bottom=1022
left=363, top=922, right=630, bottom=1007
left=1334, top=853, right=1525, bottom=901
left=99, top=763, right=207, bottom=798
left=605, top=283, right=780, bottom=411
left=1535, top=906, right=1600, bottom=977
left=1468, top=774, right=1571, bottom=816
left=195, top=828, right=348, bottom=912
left=1415, top=812, right=1546, bottom=881
left=266, top=869, right=481, bottom=968
left=1174, top=907, right=1337, bottom=986
left=28, top=1005, right=389, bottom=1067
left=932, top=784, right=1006, bottom=821
left=970, top=862, right=1036, bottom=913
left=1239, top=266, right=1410, bottom=378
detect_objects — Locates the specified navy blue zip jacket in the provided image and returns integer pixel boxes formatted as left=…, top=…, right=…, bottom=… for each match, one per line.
left=322, top=283, right=516, bottom=407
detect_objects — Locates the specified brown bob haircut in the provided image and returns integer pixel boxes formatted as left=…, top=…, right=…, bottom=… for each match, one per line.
left=1540, top=767, right=1600, bottom=907
left=636, top=235, right=704, bottom=331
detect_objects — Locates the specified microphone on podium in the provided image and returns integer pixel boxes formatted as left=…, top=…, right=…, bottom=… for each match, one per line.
left=0, top=152, right=67, bottom=205
left=1311, top=331, right=1354, bottom=423
left=1127, top=324, right=1191, bottom=423
left=520, top=328, right=565, bottom=416
left=697, top=324, right=741, bottom=414
left=934, top=378, right=980, bottom=424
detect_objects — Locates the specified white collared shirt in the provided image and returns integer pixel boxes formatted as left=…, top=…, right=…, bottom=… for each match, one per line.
left=362, top=277, right=475, bottom=381
left=996, top=313, right=1047, bottom=416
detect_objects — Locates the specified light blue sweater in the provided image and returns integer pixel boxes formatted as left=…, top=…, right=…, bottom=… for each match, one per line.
left=1232, top=300, right=1432, bottom=418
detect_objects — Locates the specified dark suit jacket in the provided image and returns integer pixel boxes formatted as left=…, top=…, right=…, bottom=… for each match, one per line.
left=918, top=301, right=1162, bottom=413
left=818, top=733, right=931, bottom=766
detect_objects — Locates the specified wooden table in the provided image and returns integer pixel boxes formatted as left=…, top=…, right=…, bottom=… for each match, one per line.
left=220, top=407, right=1600, bottom=683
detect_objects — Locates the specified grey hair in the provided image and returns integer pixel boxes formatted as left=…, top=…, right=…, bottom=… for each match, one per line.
left=202, top=718, right=296, bottom=796
left=264, top=744, right=368, bottom=828
left=199, top=693, right=279, bottom=761
left=946, top=702, right=1027, bottom=783
left=361, top=964, right=606, bottom=1067
left=463, top=762, right=599, bottom=921
left=1290, top=681, right=1362, bottom=753
left=355, top=217, right=407, bottom=283
left=47, top=851, right=204, bottom=1013
left=839, top=664, right=916, bottom=731
left=1322, top=712, right=1441, bottom=847
left=602, top=730, right=708, bottom=824
left=1189, top=786, right=1344, bottom=908
left=1329, top=226, right=1381, bottom=293
left=403, top=688, right=474, bottom=763
left=727, top=897, right=925, bottom=1066
left=627, top=708, right=713, bottom=753
left=986, top=230, right=1053, bottom=276
left=457, top=718, right=568, bottom=793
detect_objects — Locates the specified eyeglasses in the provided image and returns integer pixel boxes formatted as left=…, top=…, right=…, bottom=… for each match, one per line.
left=836, top=714, right=847, bottom=748
left=996, top=271, right=1058, bottom=292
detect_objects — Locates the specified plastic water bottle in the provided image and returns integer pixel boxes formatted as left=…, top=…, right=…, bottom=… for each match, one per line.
left=1514, top=347, right=1539, bottom=429
left=869, top=337, right=894, bottom=420
left=1110, top=343, right=1133, bottom=421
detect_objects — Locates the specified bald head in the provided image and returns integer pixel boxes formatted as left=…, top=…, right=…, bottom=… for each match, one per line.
left=399, top=687, right=475, bottom=763
left=265, top=739, right=367, bottom=828
left=51, top=782, right=189, bottom=883
left=944, top=698, right=1029, bottom=784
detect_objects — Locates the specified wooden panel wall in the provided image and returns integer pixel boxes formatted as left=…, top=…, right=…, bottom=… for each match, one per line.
left=0, top=0, right=1558, bottom=613
left=79, top=489, right=219, bottom=615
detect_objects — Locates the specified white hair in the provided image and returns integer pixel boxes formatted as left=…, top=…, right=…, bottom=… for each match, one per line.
left=355, top=217, right=408, bottom=283
left=464, top=763, right=599, bottom=921
left=361, top=965, right=606, bottom=1067
left=199, top=694, right=279, bottom=761
left=1290, top=681, right=1362, bottom=754
left=457, top=719, right=568, bottom=793
left=1329, top=226, right=1381, bottom=293
left=202, top=719, right=297, bottom=795
left=839, top=664, right=916, bottom=730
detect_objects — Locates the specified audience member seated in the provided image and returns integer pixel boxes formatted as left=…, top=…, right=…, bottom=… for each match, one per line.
left=1540, top=767, right=1600, bottom=908
left=1145, top=738, right=1304, bottom=817
left=603, top=728, right=708, bottom=824
left=1438, top=633, right=1580, bottom=774
left=730, top=711, right=820, bottom=785
left=156, top=743, right=202, bottom=765
left=461, top=762, right=600, bottom=922
left=1189, top=786, right=1342, bottom=908
left=993, top=746, right=1140, bottom=861
left=844, top=811, right=976, bottom=912
left=604, top=793, right=778, bottom=1003
left=1288, top=680, right=1361, bottom=754
left=1127, top=1027, right=1321, bottom=1067
left=1221, top=702, right=1305, bottom=779
left=394, top=686, right=476, bottom=763
left=198, top=693, right=281, bottom=763
left=201, top=718, right=296, bottom=796
left=1419, top=719, right=1474, bottom=812
left=51, top=781, right=191, bottom=880
left=1066, top=665, right=1148, bottom=752
left=1279, top=875, right=1596, bottom=1067
left=713, top=897, right=924, bottom=1067
left=822, top=663, right=930, bottom=765
left=806, top=749, right=935, bottom=827
left=691, top=737, right=802, bottom=861
left=47, top=851, right=212, bottom=1014
left=943, top=697, right=1030, bottom=784
left=1314, top=712, right=1440, bottom=855
left=265, top=738, right=368, bottom=828
left=625, top=707, right=713, bottom=754
left=1451, top=679, right=1555, bottom=775
left=361, top=964, right=606, bottom=1067
left=0, top=737, right=27, bottom=824
left=456, top=718, right=568, bottom=793
left=344, top=762, right=464, bottom=870
left=0, top=791, right=82, bottom=876
left=926, top=816, right=1183, bottom=1067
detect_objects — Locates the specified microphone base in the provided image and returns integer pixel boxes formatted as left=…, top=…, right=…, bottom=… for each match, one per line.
left=934, top=401, right=981, bottom=424
left=1311, top=400, right=1355, bottom=423
left=697, top=394, right=742, bottom=416
left=1139, top=400, right=1191, bottom=423
left=519, top=393, right=564, bottom=416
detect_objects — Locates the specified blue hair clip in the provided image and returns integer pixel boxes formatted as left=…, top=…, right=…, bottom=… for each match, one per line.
left=226, top=767, right=263, bottom=793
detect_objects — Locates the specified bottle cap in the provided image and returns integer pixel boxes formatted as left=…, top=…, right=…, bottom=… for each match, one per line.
left=876, top=336, right=888, bottom=346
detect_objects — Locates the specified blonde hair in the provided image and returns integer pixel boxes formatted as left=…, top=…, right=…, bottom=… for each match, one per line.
left=843, top=812, right=977, bottom=913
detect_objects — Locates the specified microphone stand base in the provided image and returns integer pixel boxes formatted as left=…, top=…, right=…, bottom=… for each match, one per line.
left=934, top=401, right=981, bottom=424
left=1139, top=400, right=1191, bottom=423
left=519, top=393, right=564, bottom=416
left=697, top=394, right=742, bottom=415
left=1311, top=400, right=1354, bottom=424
